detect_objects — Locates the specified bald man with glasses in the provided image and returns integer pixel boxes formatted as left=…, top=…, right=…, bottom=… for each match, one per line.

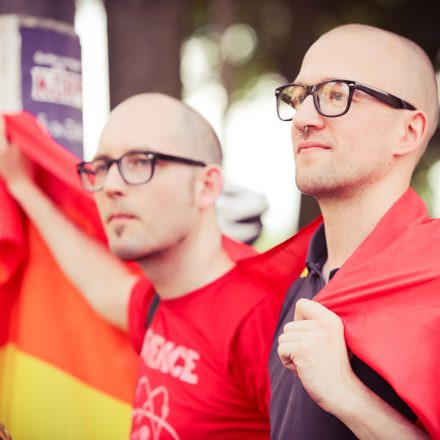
left=268, top=24, right=438, bottom=439
left=0, top=93, right=283, bottom=439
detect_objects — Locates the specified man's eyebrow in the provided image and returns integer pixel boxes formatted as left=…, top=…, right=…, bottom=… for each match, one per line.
left=92, top=154, right=111, bottom=161
left=293, top=77, right=339, bottom=85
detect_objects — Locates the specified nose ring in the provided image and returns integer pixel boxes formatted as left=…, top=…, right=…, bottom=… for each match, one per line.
left=297, top=126, right=308, bottom=136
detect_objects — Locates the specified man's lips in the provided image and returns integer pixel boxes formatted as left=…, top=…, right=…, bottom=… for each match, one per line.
left=107, top=213, right=136, bottom=223
left=297, top=141, right=331, bottom=153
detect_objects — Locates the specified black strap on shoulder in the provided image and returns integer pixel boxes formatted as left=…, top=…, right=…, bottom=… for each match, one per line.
left=145, top=293, right=160, bottom=328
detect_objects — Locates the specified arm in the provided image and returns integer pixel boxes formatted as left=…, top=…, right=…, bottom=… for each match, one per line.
left=0, top=117, right=138, bottom=330
left=277, top=298, right=428, bottom=440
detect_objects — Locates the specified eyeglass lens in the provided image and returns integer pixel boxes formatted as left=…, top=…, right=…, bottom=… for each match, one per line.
left=80, top=152, right=154, bottom=191
left=278, top=81, right=351, bottom=120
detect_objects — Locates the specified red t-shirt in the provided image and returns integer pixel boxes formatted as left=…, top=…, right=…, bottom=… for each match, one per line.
left=128, top=262, right=283, bottom=439
left=127, top=236, right=258, bottom=354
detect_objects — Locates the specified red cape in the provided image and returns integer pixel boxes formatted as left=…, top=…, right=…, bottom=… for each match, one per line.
left=243, top=189, right=440, bottom=438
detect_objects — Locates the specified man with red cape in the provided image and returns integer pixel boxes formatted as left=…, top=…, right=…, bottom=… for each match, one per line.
left=269, top=24, right=440, bottom=439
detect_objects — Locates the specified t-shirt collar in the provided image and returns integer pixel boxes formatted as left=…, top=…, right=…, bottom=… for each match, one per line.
left=305, top=224, right=338, bottom=280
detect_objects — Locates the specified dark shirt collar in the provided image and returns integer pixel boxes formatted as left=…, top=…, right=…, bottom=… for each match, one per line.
left=306, top=224, right=327, bottom=273
left=305, top=224, right=338, bottom=281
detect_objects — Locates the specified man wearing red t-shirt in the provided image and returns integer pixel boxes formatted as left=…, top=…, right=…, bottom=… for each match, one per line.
left=0, top=94, right=283, bottom=439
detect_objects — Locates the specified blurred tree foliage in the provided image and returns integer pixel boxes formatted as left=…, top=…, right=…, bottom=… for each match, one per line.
left=184, top=0, right=439, bottom=93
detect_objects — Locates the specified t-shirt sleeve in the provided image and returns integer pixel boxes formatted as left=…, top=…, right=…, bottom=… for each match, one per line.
left=127, top=277, right=154, bottom=354
left=228, top=293, right=282, bottom=416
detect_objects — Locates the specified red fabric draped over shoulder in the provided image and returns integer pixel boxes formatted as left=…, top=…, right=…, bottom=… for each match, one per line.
left=247, top=189, right=440, bottom=438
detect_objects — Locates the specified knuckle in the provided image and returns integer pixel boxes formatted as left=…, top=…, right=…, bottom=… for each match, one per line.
left=296, top=298, right=307, bottom=308
left=277, top=344, right=287, bottom=358
left=284, top=320, right=298, bottom=333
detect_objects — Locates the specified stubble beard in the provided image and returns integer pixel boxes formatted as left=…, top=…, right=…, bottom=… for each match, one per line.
left=108, top=222, right=190, bottom=264
left=107, top=178, right=197, bottom=262
left=295, top=162, right=378, bottom=202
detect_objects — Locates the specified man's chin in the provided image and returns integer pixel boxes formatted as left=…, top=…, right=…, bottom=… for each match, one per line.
left=109, top=241, right=161, bottom=262
left=109, top=241, right=143, bottom=261
left=296, top=182, right=322, bottom=197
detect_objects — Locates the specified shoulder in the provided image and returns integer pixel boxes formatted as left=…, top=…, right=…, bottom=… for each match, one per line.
left=216, top=263, right=284, bottom=309
left=218, top=264, right=286, bottom=334
left=196, top=264, right=284, bottom=340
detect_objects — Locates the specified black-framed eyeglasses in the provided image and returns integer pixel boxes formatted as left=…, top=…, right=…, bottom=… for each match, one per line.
left=76, top=150, right=207, bottom=192
left=275, top=79, right=416, bottom=121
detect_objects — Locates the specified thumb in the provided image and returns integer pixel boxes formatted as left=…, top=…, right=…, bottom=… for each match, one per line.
left=294, top=298, right=335, bottom=321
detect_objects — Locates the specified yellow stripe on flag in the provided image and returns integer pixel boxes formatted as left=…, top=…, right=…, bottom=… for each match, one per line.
left=0, top=344, right=132, bottom=440
left=299, top=267, right=308, bottom=278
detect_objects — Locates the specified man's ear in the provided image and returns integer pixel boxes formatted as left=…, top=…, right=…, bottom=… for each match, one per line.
left=394, top=110, right=427, bottom=157
left=194, top=164, right=223, bottom=209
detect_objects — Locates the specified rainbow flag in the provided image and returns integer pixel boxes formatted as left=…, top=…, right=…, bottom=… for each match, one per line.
left=0, top=112, right=139, bottom=439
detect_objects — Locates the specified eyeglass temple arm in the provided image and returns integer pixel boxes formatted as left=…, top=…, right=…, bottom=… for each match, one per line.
left=356, top=84, right=416, bottom=110
left=153, top=152, right=206, bottom=167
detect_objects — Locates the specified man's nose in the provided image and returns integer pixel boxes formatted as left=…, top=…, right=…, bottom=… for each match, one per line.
left=102, top=162, right=126, bottom=195
left=292, top=94, right=324, bottom=133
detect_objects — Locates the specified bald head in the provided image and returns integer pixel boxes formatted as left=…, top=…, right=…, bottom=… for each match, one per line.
left=301, top=24, right=438, bottom=140
left=98, top=93, right=222, bottom=164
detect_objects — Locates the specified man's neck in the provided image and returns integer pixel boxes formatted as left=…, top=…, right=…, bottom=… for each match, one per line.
left=139, top=227, right=235, bottom=300
left=320, top=184, right=409, bottom=280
